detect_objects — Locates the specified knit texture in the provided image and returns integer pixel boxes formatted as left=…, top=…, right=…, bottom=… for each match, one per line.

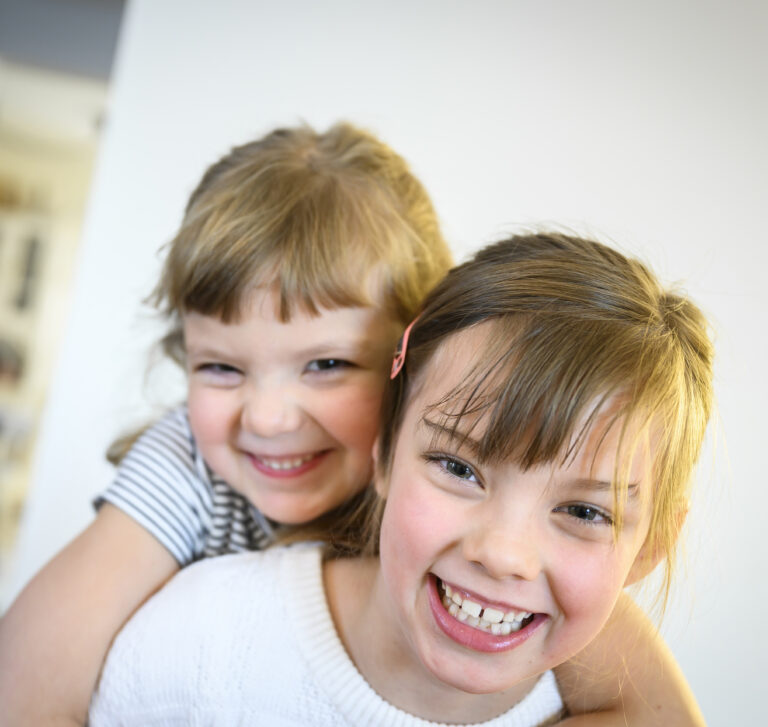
left=89, top=545, right=564, bottom=726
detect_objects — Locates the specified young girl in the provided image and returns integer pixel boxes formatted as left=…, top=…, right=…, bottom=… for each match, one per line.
left=0, top=124, right=701, bottom=725
left=0, top=121, right=453, bottom=725
left=88, top=232, right=712, bottom=726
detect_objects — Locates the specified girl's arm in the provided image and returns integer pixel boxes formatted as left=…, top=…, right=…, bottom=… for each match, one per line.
left=554, top=593, right=706, bottom=726
left=0, top=504, right=178, bottom=726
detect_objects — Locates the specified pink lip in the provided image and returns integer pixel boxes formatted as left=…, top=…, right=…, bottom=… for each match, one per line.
left=245, top=450, right=330, bottom=479
left=427, top=574, right=547, bottom=654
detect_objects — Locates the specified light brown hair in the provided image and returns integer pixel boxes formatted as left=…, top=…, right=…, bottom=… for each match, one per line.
left=153, top=121, right=452, bottom=367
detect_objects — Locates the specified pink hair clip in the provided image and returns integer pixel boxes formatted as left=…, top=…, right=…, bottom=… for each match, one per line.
left=390, top=317, right=418, bottom=380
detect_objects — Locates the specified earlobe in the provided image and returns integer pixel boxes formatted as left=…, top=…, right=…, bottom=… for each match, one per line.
left=371, top=438, right=389, bottom=497
left=624, top=505, right=688, bottom=586
left=624, top=543, right=665, bottom=585
left=374, top=475, right=389, bottom=498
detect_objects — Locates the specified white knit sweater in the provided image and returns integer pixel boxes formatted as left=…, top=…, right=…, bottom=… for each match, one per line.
left=89, top=545, right=564, bottom=726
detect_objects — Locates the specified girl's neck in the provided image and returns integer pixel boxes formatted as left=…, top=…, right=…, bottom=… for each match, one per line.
left=323, top=557, right=537, bottom=724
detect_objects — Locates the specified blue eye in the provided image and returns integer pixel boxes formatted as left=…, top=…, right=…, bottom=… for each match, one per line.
left=424, top=454, right=479, bottom=483
left=306, top=359, right=351, bottom=372
left=556, top=503, right=613, bottom=526
left=445, top=459, right=476, bottom=480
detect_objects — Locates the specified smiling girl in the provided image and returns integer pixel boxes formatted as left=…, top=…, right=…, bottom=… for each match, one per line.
left=88, top=232, right=712, bottom=725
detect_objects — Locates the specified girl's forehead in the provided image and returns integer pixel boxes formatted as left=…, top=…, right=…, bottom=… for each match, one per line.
left=409, top=323, right=509, bottom=415
left=414, top=325, right=491, bottom=385
left=406, top=325, right=504, bottom=439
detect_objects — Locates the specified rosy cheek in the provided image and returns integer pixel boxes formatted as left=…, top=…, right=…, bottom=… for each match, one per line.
left=553, top=553, right=624, bottom=624
left=187, top=391, right=224, bottom=443
left=325, top=385, right=384, bottom=443
left=384, top=483, right=441, bottom=564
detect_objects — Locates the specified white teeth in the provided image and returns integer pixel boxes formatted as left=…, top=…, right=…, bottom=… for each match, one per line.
left=259, top=454, right=314, bottom=470
left=460, top=599, right=482, bottom=618
left=438, top=580, right=533, bottom=634
left=503, top=610, right=532, bottom=622
left=483, top=607, right=504, bottom=624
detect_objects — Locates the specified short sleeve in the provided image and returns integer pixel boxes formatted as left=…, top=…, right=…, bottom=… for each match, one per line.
left=94, top=406, right=213, bottom=565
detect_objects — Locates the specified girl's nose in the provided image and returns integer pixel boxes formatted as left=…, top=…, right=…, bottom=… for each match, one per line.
left=240, top=383, right=304, bottom=437
left=462, top=522, right=542, bottom=582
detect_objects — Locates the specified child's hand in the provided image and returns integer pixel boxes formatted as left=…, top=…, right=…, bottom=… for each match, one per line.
left=554, top=593, right=706, bottom=727
left=0, top=504, right=178, bottom=726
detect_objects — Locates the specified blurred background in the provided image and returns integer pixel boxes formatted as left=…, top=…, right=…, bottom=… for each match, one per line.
left=0, top=1, right=765, bottom=724
left=0, top=0, right=123, bottom=581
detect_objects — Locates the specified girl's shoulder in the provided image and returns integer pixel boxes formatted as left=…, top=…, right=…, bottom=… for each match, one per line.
left=109, top=404, right=197, bottom=470
left=162, top=542, right=322, bottom=602
left=139, top=404, right=196, bottom=453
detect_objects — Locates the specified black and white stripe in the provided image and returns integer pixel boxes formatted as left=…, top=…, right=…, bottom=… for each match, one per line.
left=95, top=406, right=273, bottom=565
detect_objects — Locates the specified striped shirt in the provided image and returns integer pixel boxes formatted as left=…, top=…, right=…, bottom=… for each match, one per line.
left=95, top=406, right=274, bottom=565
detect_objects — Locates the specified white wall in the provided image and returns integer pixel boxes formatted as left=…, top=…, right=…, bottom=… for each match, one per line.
left=8, top=1, right=766, bottom=722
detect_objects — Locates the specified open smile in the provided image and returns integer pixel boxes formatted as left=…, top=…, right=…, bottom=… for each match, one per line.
left=428, top=575, right=546, bottom=653
left=245, top=450, right=330, bottom=478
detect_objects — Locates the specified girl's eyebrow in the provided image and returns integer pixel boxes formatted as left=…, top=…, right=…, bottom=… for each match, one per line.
left=300, top=341, right=367, bottom=355
left=568, top=478, right=641, bottom=498
left=420, top=418, right=482, bottom=455
left=185, top=344, right=229, bottom=359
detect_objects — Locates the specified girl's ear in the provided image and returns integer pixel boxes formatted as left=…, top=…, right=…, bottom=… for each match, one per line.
left=371, top=436, right=379, bottom=470
left=624, top=543, right=665, bottom=586
left=624, top=505, right=688, bottom=586
left=371, top=437, right=390, bottom=498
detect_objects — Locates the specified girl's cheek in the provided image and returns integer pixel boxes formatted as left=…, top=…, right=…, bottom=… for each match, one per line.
left=325, top=382, right=386, bottom=438
left=187, top=389, right=230, bottom=443
left=383, top=478, right=449, bottom=564
left=550, top=546, right=628, bottom=622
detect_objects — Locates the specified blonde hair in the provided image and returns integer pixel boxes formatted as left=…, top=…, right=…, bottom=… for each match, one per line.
left=153, top=121, right=453, bottom=367
left=368, top=232, right=714, bottom=609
